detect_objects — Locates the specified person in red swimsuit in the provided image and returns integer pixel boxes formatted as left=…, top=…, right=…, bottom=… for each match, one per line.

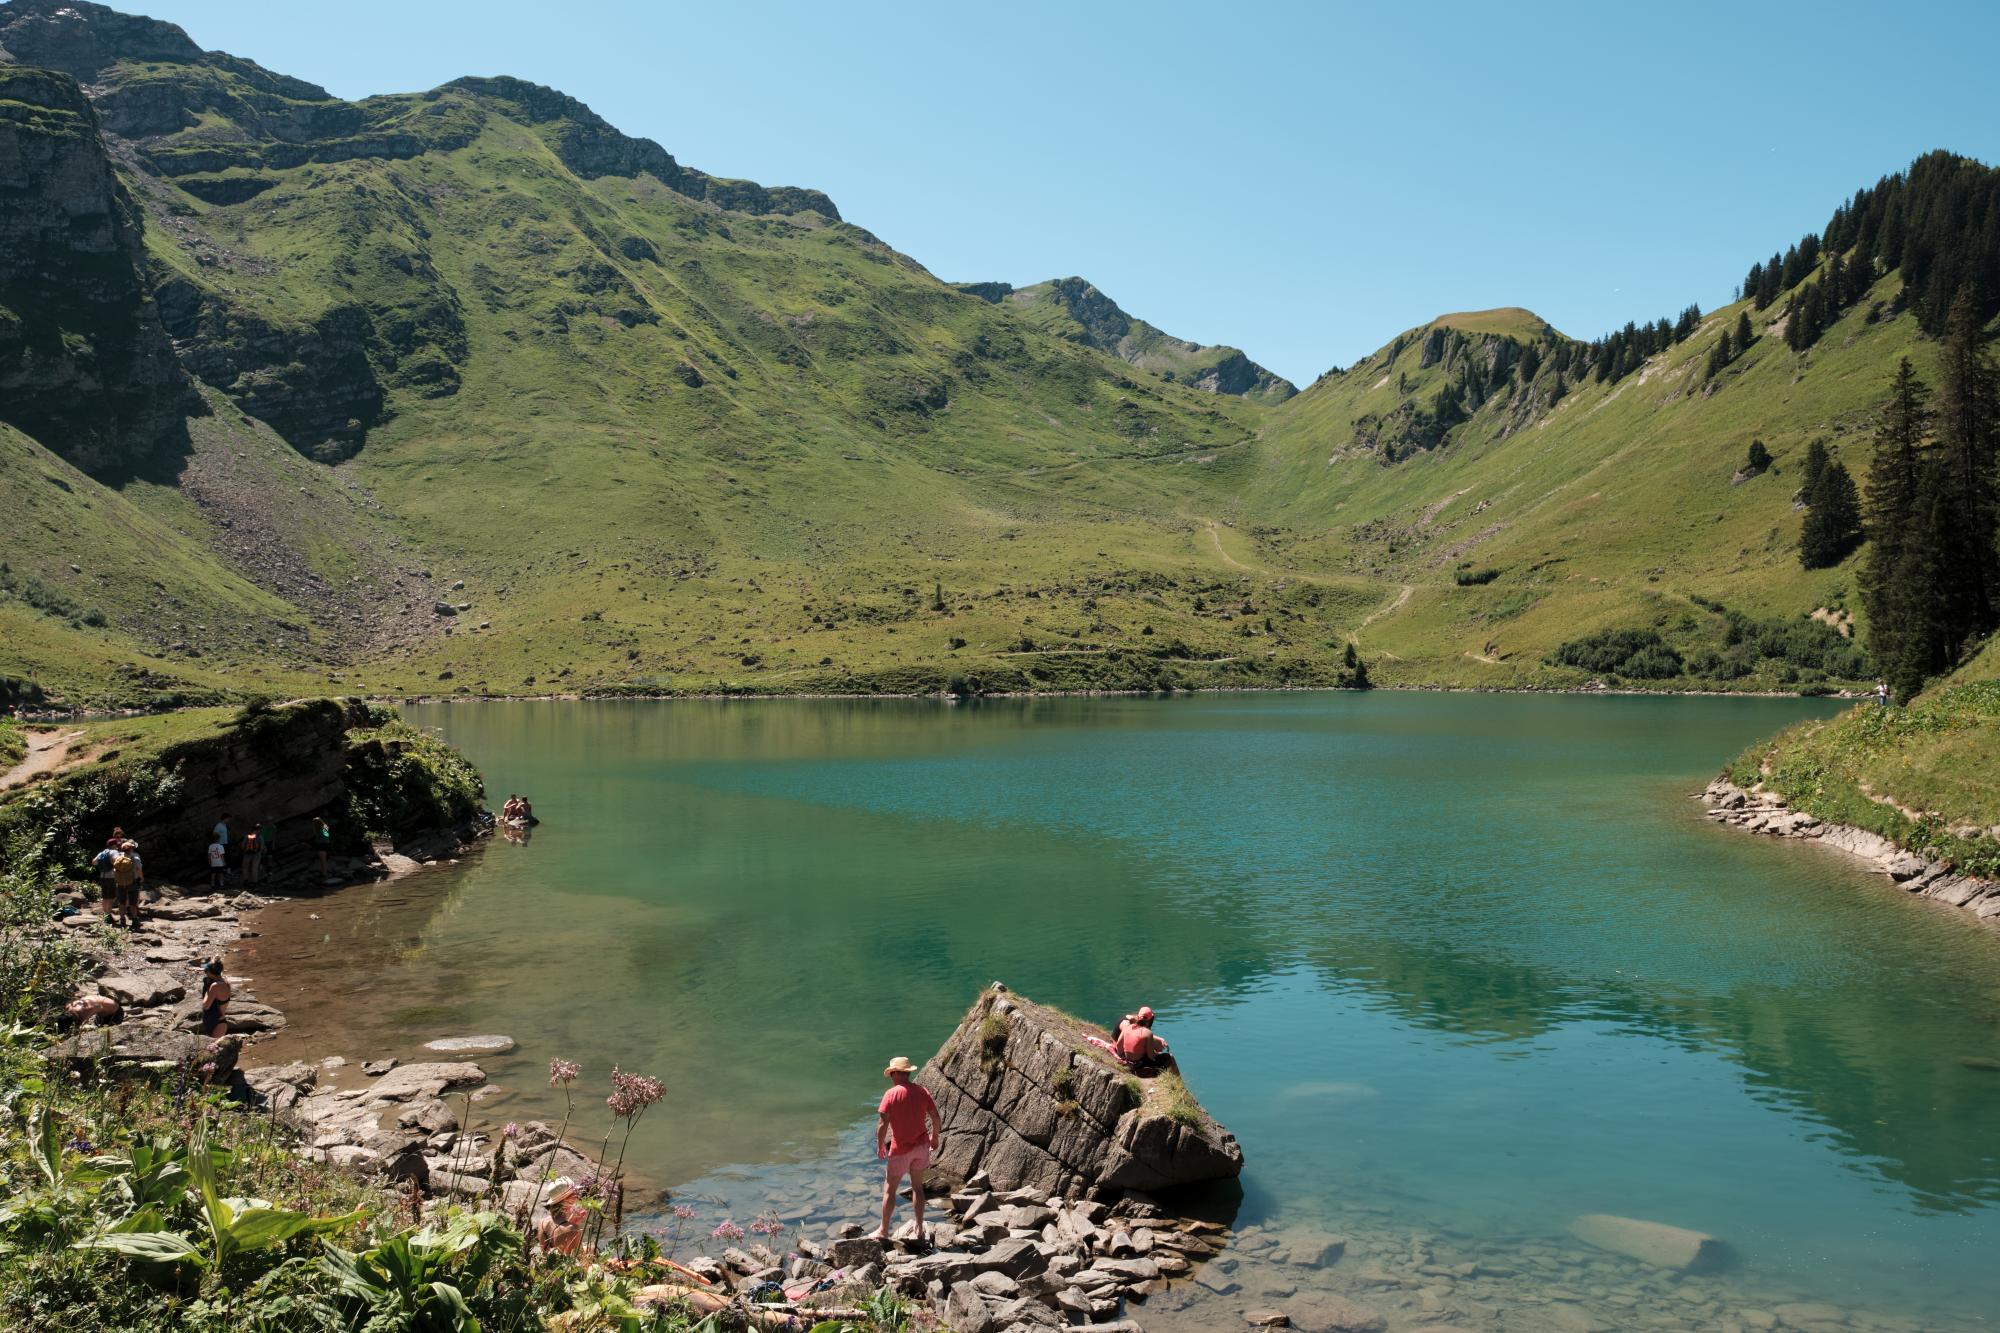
left=872, top=1055, right=942, bottom=1244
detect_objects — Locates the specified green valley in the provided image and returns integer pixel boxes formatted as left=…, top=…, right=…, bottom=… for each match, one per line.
left=0, top=0, right=1995, bottom=721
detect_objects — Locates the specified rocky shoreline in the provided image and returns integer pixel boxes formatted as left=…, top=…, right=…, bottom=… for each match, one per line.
left=1698, top=779, right=2000, bottom=924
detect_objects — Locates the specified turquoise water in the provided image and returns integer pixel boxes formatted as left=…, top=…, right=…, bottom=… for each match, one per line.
left=252, top=694, right=2000, bottom=1326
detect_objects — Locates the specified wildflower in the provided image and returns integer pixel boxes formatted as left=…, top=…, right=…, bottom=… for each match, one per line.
left=711, top=1219, right=745, bottom=1242
left=606, top=1066, right=665, bottom=1119
left=750, top=1213, right=786, bottom=1237
left=549, top=1057, right=581, bottom=1087
left=672, top=1204, right=697, bottom=1220
left=502, top=1122, right=520, bottom=1140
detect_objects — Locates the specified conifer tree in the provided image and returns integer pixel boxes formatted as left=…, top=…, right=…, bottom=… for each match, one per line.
left=1932, top=291, right=2000, bottom=645
left=1707, top=331, right=1731, bottom=378
left=1734, top=309, right=1753, bottom=352
left=1801, top=439, right=1829, bottom=494
left=1862, top=359, right=1938, bottom=699
left=1799, top=458, right=1863, bottom=569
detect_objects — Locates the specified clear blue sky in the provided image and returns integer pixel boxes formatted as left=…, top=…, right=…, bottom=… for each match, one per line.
left=115, top=0, right=2000, bottom=385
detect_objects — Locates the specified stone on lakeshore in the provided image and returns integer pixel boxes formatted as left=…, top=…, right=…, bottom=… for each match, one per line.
left=424, top=1034, right=516, bottom=1055
left=46, top=1027, right=237, bottom=1080
left=1568, top=1214, right=1730, bottom=1273
left=828, top=1235, right=885, bottom=1268
left=1246, top=1312, right=1292, bottom=1328
left=361, top=1060, right=485, bottom=1102
left=362, top=1058, right=399, bottom=1076
left=95, top=970, right=186, bottom=1007
left=395, top=1098, right=460, bottom=1135
left=1883, top=852, right=1930, bottom=881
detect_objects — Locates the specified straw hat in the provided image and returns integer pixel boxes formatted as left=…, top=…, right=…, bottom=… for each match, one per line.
left=882, top=1055, right=918, bottom=1078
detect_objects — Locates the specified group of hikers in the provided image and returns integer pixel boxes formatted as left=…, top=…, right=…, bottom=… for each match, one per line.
left=205, top=812, right=336, bottom=889
left=870, top=1003, right=1173, bottom=1245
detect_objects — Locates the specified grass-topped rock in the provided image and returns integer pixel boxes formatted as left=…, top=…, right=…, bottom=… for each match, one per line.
left=919, top=982, right=1243, bottom=1200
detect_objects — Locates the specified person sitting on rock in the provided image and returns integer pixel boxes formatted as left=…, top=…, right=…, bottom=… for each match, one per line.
left=872, top=1055, right=942, bottom=1245
left=1114, top=1005, right=1174, bottom=1075
left=57, top=993, right=123, bottom=1031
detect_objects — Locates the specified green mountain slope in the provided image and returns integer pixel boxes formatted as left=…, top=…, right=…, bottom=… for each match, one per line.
left=0, top=0, right=1995, bottom=708
left=957, top=277, right=1297, bottom=404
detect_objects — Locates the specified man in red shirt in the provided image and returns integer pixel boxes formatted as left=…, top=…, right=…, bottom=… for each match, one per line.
left=872, top=1055, right=942, bottom=1243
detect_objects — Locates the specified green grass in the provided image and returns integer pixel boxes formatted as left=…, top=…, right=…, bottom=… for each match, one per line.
left=1429, top=307, right=1562, bottom=339
left=1730, top=636, right=2000, bottom=877
left=0, top=719, right=22, bottom=769
left=1153, top=1069, right=1207, bottom=1128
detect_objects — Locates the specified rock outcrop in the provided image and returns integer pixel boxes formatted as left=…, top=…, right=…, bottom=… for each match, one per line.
left=0, top=63, right=196, bottom=473
left=921, top=984, right=1243, bottom=1201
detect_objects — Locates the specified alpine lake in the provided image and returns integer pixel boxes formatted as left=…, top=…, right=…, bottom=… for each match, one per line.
left=234, top=693, right=2000, bottom=1333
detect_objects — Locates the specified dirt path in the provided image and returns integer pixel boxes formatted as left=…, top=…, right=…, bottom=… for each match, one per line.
left=1204, top=519, right=1257, bottom=574
left=1360, top=584, right=1413, bottom=629
left=0, top=727, right=83, bottom=792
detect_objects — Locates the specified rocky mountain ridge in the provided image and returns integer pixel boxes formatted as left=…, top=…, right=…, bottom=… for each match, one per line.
left=959, top=276, right=1296, bottom=404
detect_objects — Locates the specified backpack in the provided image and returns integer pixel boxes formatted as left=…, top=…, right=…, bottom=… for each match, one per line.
left=111, top=853, right=137, bottom=888
left=244, top=831, right=260, bottom=852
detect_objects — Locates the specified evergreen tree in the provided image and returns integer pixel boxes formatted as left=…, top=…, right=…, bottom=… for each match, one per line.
left=1706, top=331, right=1730, bottom=379
left=1745, top=439, right=1772, bottom=473
left=1734, top=309, right=1753, bottom=352
left=1799, top=459, right=1863, bottom=569
left=1931, top=291, right=2000, bottom=646
left=1862, top=360, right=1938, bottom=700
left=1800, top=439, right=1829, bottom=494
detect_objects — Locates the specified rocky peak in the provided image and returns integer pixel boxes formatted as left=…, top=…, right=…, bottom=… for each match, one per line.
left=0, top=0, right=203, bottom=78
left=0, top=0, right=331, bottom=99
left=444, top=74, right=839, bottom=219
left=958, top=276, right=1295, bottom=403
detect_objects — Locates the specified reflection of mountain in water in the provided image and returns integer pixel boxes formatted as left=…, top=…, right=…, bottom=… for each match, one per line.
left=289, top=696, right=2000, bottom=1220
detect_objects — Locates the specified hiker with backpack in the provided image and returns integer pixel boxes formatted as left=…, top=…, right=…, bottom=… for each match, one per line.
left=109, top=840, right=144, bottom=928
left=243, top=819, right=266, bottom=884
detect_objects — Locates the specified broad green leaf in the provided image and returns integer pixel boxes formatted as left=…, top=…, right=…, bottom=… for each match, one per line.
left=75, top=1230, right=205, bottom=1265
left=223, top=1206, right=318, bottom=1252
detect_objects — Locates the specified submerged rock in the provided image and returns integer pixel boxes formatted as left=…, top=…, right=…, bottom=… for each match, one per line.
left=1568, top=1213, right=1730, bottom=1272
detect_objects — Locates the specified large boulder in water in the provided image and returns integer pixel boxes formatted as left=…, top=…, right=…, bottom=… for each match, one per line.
left=917, top=983, right=1242, bottom=1200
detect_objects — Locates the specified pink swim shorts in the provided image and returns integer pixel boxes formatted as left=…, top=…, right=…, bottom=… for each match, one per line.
left=883, top=1144, right=931, bottom=1178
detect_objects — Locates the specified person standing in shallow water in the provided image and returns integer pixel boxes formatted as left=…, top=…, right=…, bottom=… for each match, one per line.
left=872, top=1055, right=942, bottom=1244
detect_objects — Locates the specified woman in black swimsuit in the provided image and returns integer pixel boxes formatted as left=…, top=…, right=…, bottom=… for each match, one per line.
left=198, top=961, right=230, bottom=1037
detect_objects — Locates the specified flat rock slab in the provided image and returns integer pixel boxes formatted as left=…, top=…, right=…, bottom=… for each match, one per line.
left=1569, top=1213, right=1730, bottom=1272
left=95, top=970, right=186, bottom=1007
left=362, top=1061, right=486, bottom=1103
left=424, top=1034, right=516, bottom=1055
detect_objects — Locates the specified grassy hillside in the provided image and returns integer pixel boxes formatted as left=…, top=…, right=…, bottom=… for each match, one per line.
left=1241, top=284, right=1932, bottom=692
left=0, top=0, right=1993, bottom=709
left=1726, top=634, right=2000, bottom=877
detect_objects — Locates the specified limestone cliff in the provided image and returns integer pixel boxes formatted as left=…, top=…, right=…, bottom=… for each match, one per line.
left=0, top=64, right=195, bottom=474
left=920, top=983, right=1243, bottom=1200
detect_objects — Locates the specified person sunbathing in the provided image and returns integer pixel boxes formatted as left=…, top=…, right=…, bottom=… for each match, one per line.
left=1113, top=1005, right=1174, bottom=1075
